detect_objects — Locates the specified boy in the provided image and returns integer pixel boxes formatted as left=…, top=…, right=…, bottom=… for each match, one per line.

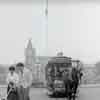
left=6, top=66, right=19, bottom=100
left=16, top=62, right=33, bottom=100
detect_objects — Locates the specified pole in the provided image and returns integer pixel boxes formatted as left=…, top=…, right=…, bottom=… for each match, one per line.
left=45, top=0, right=48, bottom=56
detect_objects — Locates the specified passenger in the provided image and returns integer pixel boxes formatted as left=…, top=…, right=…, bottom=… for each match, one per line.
left=6, top=66, right=19, bottom=100
left=16, top=62, right=33, bottom=100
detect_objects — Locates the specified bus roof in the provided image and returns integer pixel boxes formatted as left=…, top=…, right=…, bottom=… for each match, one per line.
left=48, top=56, right=72, bottom=64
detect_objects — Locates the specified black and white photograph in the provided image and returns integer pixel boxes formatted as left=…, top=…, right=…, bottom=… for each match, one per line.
left=0, top=0, right=100, bottom=100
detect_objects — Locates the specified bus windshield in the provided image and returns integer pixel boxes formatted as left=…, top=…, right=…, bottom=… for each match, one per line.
left=46, top=63, right=71, bottom=80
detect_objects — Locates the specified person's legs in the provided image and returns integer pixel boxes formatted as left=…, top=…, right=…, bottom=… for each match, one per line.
left=7, top=85, right=10, bottom=94
left=17, top=86, right=24, bottom=100
left=27, top=87, right=30, bottom=100
left=23, top=87, right=30, bottom=100
left=16, top=86, right=21, bottom=100
left=7, top=87, right=17, bottom=100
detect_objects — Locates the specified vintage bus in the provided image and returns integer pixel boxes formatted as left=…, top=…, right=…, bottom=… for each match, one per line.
left=45, top=56, right=72, bottom=96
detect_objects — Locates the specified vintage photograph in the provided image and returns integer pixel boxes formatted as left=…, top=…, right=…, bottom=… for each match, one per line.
left=0, top=0, right=99, bottom=100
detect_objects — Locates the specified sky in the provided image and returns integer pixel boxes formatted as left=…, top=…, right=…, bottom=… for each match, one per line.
left=48, top=1, right=100, bottom=64
left=0, top=0, right=100, bottom=64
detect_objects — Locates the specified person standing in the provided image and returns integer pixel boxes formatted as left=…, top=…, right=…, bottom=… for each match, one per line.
left=16, top=62, right=33, bottom=100
left=6, top=66, right=19, bottom=100
left=63, top=69, right=73, bottom=99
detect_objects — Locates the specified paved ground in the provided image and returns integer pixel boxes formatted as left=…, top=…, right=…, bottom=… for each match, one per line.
left=30, top=85, right=100, bottom=100
left=0, top=84, right=100, bottom=100
left=79, top=86, right=100, bottom=100
left=30, top=88, right=58, bottom=100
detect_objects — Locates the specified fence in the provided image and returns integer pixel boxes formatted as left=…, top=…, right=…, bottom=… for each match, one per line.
left=0, top=85, right=7, bottom=98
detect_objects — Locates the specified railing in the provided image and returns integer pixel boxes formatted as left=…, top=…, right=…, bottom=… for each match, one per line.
left=0, top=85, right=7, bottom=99
left=80, top=83, right=100, bottom=88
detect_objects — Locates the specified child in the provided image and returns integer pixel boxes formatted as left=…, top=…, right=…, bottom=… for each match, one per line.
left=6, top=66, right=19, bottom=100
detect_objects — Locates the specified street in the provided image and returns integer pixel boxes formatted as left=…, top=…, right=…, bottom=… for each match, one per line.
left=30, top=85, right=100, bottom=100
left=0, top=84, right=100, bottom=100
left=78, top=86, right=100, bottom=100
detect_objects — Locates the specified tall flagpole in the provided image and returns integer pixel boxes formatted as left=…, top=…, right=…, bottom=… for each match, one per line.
left=45, top=0, right=48, bottom=16
left=45, top=0, right=48, bottom=56
left=43, top=0, right=48, bottom=85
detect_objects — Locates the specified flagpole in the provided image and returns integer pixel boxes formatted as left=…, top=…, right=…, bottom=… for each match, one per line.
left=45, top=0, right=48, bottom=56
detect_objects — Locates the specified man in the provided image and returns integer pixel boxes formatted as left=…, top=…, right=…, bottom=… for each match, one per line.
left=16, top=62, right=33, bottom=100
left=78, top=69, right=83, bottom=84
left=72, top=67, right=79, bottom=97
left=63, top=68, right=73, bottom=98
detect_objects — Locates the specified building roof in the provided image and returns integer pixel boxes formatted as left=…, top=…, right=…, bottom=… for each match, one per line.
left=37, top=56, right=50, bottom=62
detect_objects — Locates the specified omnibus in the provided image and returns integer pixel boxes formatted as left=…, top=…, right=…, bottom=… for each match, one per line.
left=45, top=56, right=72, bottom=96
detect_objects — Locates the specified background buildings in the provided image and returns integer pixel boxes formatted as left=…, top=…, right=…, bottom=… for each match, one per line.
left=25, top=38, right=50, bottom=85
left=0, top=38, right=100, bottom=85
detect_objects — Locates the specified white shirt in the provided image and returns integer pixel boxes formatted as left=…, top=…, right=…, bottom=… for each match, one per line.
left=18, top=67, right=33, bottom=88
left=6, top=72, right=19, bottom=85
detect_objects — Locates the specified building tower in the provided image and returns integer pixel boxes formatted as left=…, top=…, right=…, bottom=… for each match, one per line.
left=25, top=38, right=36, bottom=70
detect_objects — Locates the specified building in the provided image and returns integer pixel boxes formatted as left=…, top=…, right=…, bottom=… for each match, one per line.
left=25, top=39, right=50, bottom=85
left=82, top=65, right=97, bottom=84
left=25, top=38, right=36, bottom=70
left=0, top=65, right=9, bottom=85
